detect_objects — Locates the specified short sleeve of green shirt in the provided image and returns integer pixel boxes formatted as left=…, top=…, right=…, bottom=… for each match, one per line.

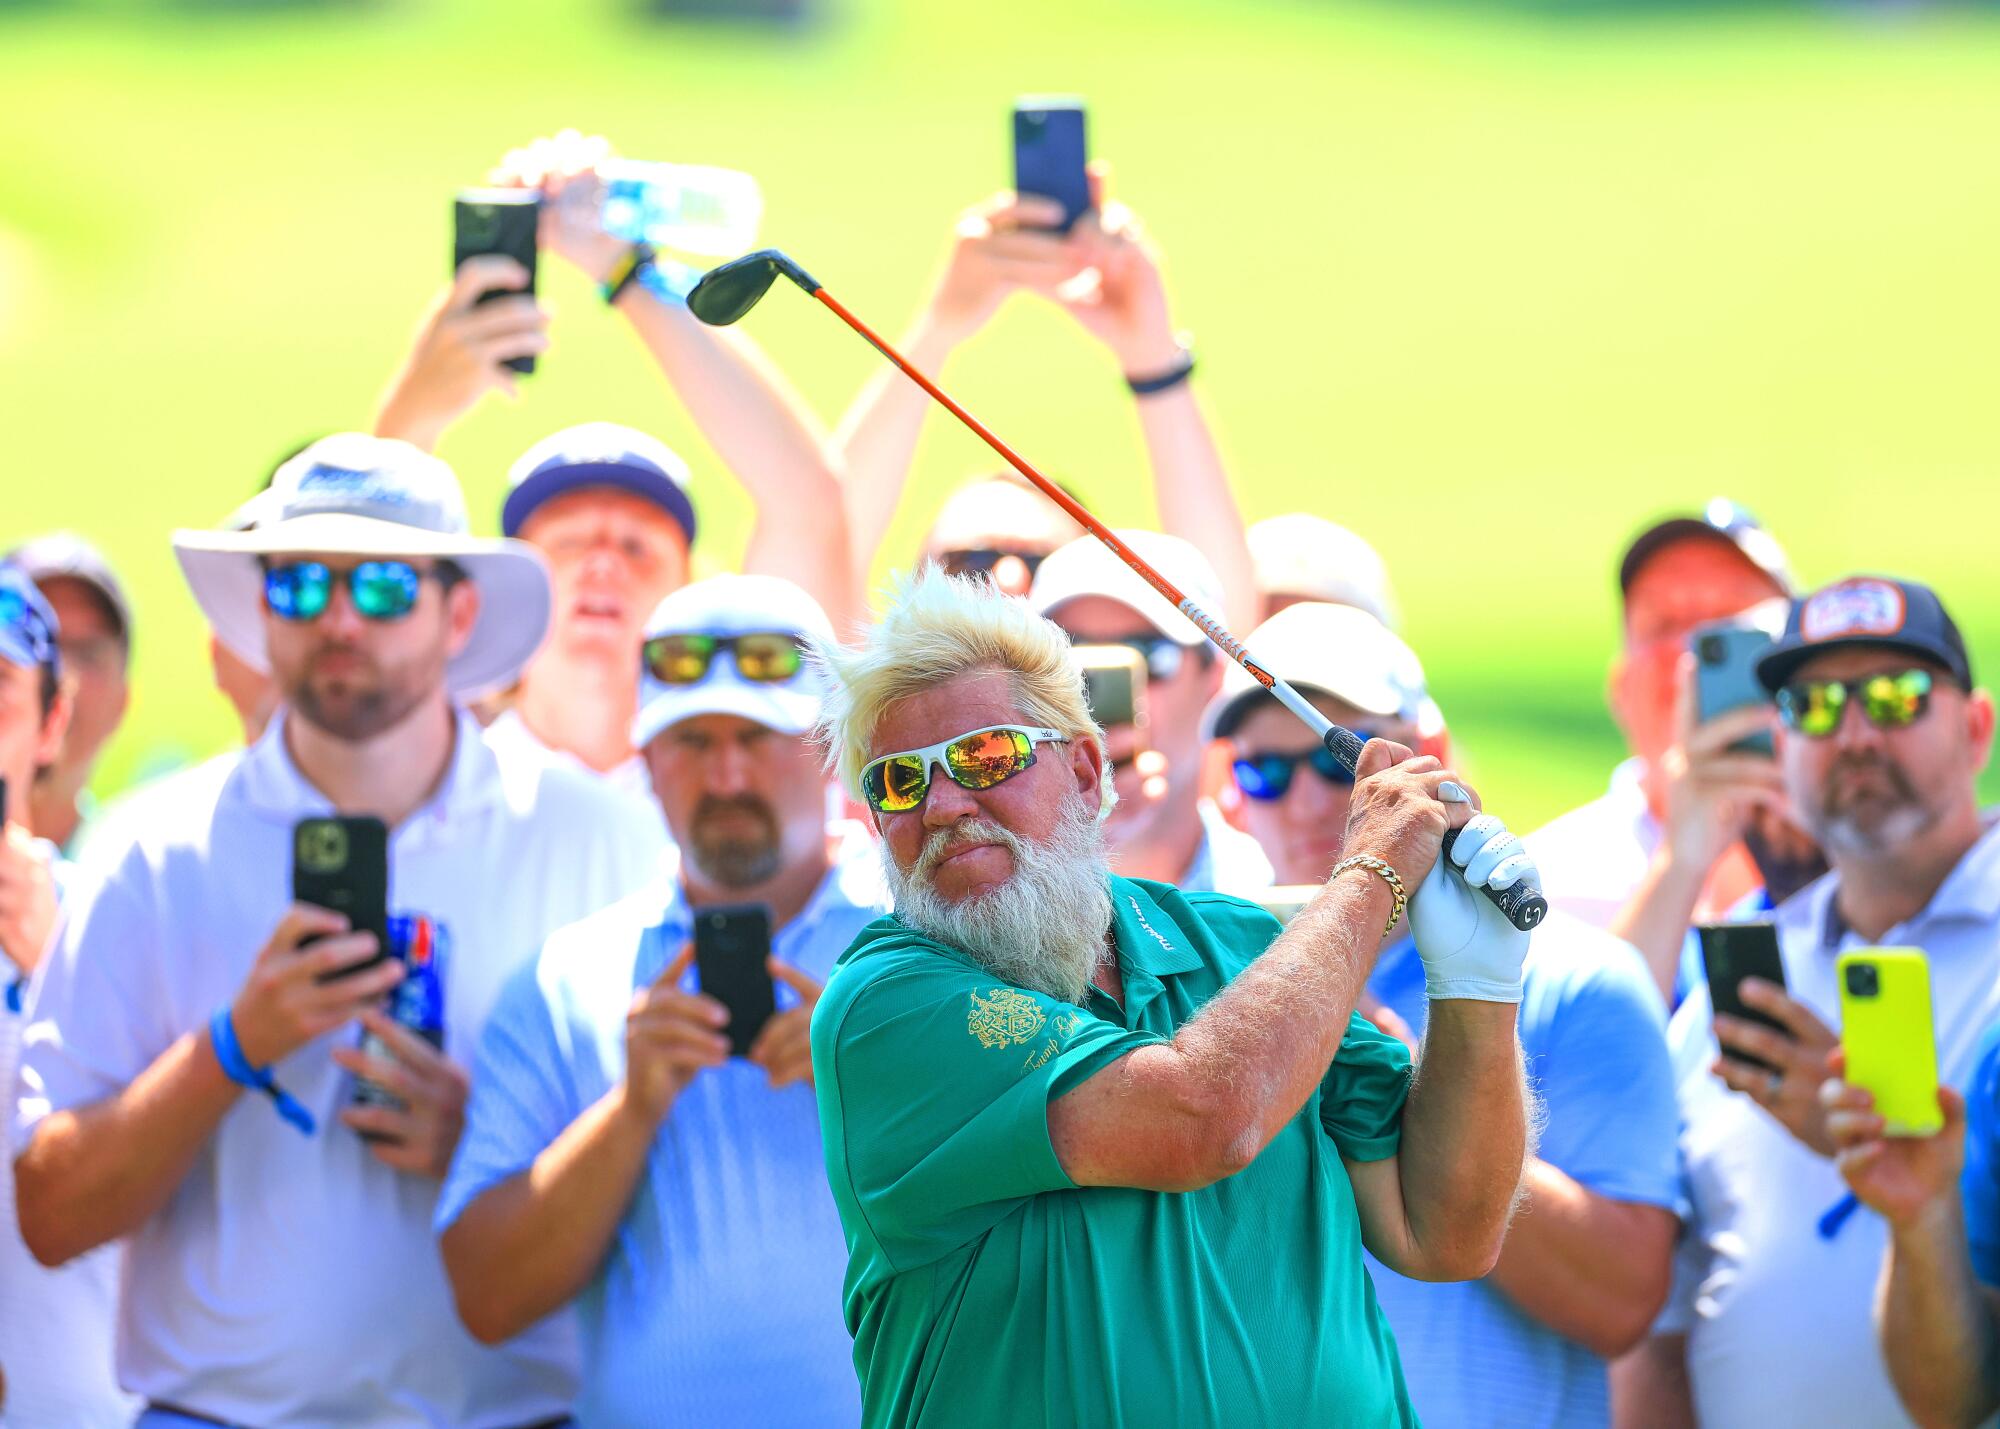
left=817, top=945, right=1165, bottom=1273
left=1175, top=892, right=1412, bottom=1164
left=1319, top=1012, right=1412, bottom=1162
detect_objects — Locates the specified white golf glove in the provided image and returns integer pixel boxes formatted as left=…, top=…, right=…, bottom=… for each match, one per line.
left=1407, top=812, right=1537, bottom=1003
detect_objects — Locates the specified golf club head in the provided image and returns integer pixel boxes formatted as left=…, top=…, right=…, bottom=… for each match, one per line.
left=688, top=248, right=819, bottom=326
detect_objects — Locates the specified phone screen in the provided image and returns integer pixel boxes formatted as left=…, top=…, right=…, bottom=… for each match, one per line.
left=1013, top=97, right=1091, bottom=233
left=1698, top=922, right=1789, bottom=1073
left=1075, top=644, right=1148, bottom=729
left=694, top=904, right=777, bottom=1057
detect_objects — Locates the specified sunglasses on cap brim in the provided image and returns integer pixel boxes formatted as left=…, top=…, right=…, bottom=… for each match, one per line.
left=642, top=631, right=807, bottom=685
left=861, top=724, right=1068, bottom=814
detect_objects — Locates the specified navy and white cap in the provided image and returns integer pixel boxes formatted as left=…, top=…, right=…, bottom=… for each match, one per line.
left=1755, top=575, right=1974, bottom=694
left=502, top=422, right=697, bottom=546
left=632, top=574, right=835, bottom=748
left=0, top=562, right=61, bottom=682
left=171, top=433, right=553, bottom=698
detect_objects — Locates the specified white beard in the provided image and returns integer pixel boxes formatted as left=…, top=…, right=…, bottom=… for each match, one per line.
left=885, top=802, right=1113, bottom=1004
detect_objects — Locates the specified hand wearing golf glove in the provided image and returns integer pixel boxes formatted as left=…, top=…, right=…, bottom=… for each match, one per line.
left=1408, top=813, right=1537, bottom=1003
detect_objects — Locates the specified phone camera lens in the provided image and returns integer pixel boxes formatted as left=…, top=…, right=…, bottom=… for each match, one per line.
left=1844, top=963, right=1880, bottom=998
left=1697, top=635, right=1725, bottom=664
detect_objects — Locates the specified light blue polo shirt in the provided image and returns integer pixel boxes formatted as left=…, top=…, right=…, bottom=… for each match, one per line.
left=437, top=826, right=891, bottom=1427
left=1362, top=913, right=1681, bottom=1428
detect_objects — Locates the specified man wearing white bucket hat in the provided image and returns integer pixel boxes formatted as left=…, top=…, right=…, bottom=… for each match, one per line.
left=437, top=574, right=887, bottom=1426
left=13, top=434, right=662, bottom=1428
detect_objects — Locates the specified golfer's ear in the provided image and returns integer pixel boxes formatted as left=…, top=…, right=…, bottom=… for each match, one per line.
left=1071, top=732, right=1105, bottom=803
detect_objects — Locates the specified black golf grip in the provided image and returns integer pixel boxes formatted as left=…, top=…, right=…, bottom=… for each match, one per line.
left=1320, top=727, right=1548, bottom=932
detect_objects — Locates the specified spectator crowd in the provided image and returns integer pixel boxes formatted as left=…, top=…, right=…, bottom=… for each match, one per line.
left=2, top=130, right=1994, bottom=1429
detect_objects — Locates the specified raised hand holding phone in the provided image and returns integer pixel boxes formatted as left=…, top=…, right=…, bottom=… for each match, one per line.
left=227, top=904, right=402, bottom=1068
left=1822, top=1045, right=1965, bottom=1227
left=619, top=946, right=730, bottom=1127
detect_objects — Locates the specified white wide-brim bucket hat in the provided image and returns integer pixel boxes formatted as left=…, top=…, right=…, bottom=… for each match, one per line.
left=172, top=433, right=553, bottom=699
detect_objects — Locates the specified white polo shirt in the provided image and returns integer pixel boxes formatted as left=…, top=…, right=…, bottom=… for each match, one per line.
left=1662, top=813, right=2000, bottom=1429
left=484, top=706, right=662, bottom=813
left=13, top=710, right=665, bottom=1428
left=1525, top=758, right=1659, bottom=930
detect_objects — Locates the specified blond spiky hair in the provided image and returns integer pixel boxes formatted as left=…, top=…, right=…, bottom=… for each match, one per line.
left=816, top=565, right=1103, bottom=801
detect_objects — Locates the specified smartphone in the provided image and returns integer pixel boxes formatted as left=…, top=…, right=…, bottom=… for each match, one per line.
left=453, top=188, right=541, bottom=374
left=1074, top=644, right=1148, bottom=729
left=694, top=904, right=777, bottom=1057
left=1691, top=620, right=1776, bottom=758
left=0, top=774, right=8, bottom=826
left=1698, top=921, right=1789, bottom=1074
left=1839, top=948, right=1943, bottom=1137
left=293, top=815, right=391, bottom=980
left=1013, top=97, right=1091, bottom=233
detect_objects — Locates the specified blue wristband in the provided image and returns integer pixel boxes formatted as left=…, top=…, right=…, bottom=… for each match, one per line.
left=209, top=1006, right=316, bottom=1136
left=5, top=974, right=23, bottom=1015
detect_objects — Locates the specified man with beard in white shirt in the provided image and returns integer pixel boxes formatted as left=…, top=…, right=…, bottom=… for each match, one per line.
left=1628, top=575, right=1998, bottom=1428
left=13, top=435, right=660, bottom=1428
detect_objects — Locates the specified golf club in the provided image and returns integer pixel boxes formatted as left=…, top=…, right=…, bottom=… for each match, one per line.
left=688, top=248, right=1547, bottom=932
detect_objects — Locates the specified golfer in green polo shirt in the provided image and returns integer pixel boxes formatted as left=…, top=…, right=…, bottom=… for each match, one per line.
left=809, top=567, right=1539, bottom=1428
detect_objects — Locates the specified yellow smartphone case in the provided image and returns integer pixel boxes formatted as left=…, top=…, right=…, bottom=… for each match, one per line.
left=1838, top=948, right=1943, bottom=1138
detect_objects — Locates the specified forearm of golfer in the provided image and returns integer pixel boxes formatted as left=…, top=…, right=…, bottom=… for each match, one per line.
left=1050, top=745, right=1471, bottom=1193
left=1352, top=998, right=1527, bottom=1282
left=1485, top=1162, right=1677, bottom=1356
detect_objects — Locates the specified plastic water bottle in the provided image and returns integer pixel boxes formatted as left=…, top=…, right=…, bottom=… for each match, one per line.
left=588, top=160, right=763, bottom=257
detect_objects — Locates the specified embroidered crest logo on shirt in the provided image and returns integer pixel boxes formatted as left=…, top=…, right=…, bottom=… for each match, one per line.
left=1802, top=579, right=1906, bottom=643
left=968, top=987, right=1047, bottom=1049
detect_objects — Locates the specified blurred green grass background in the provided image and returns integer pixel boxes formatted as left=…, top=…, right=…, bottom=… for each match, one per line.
left=2, top=0, right=1996, bottom=827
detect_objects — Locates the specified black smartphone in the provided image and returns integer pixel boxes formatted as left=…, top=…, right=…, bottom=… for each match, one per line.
left=453, top=188, right=541, bottom=375
left=1692, top=621, right=1776, bottom=758
left=293, top=815, right=391, bottom=980
left=1013, top=96, right=1091, bottom=233
left=1074, top=644, right=1148, bottom=729
left=694, top=904, right=777, bottom=1057
left=1698, top=921, right=1789, bottom=1074
left=0, top=774, right=9, bottom=826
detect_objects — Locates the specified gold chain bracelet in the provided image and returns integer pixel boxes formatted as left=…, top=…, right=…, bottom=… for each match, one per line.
left=1330, top=854, right=1408, bottom=941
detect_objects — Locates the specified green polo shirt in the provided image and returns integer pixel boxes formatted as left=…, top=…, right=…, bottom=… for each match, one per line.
left=810, top=875, right=1417, bottom=1428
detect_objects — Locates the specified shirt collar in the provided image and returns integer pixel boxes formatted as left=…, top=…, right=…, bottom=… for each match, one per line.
left=234, top=705, right=502, bottom=828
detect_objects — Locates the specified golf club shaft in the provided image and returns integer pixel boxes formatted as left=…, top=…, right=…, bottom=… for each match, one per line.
left=809, top=284, right=1545, bottom=932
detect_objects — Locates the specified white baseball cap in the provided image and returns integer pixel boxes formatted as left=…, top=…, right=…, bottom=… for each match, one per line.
left=1248, top=513, right=1399, bottom=630
left=1028, top=529, right=1226, bottom=646
left=631, top=574, right=836, bottom=748
left=172, top=433, right=552, bottom=698
left=1202, top=601, right=1434, bottom=742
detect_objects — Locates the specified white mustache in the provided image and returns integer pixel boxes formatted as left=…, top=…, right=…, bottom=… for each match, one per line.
left=914, top=818, right=1022, bottom=883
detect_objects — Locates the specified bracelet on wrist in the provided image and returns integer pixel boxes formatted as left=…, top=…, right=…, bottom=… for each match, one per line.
left=208, top=1006, right=316, bottom=1136
left=1330, top=854, right=1408, bottom=942
left=1126, top=340, right=1195, bottom=397
left=601, top=243, right=657, bottom=306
